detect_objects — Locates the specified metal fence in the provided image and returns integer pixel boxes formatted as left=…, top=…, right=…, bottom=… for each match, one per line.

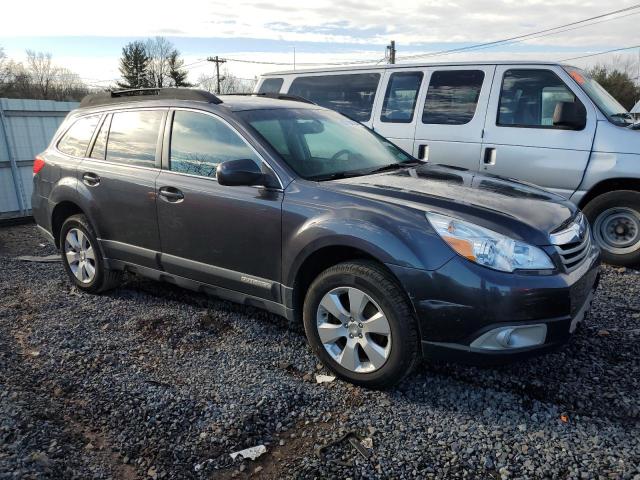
left=0, top=98, right=78, bottom=220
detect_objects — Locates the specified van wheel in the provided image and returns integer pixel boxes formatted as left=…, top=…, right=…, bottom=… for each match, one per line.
left=59, top=214, right=122, bottom=293
left=302, top=260, right=419, bottom=389
left=583, top=190, right=640, bottom=267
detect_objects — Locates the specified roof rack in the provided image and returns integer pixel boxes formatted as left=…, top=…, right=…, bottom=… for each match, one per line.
left=221, top=92, right=316, bottom=105
left=79, top=88, right=223, bottom=108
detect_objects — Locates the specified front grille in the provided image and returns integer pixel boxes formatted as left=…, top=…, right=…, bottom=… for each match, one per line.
left=551, top=214, right=592, bottom=272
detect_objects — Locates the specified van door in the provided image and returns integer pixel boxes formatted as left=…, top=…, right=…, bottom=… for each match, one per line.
left=371, top=70, right=424, bottom=153
left=481, top=65, right=597, bottom=198
left=413, top=65, right=495, bottom=169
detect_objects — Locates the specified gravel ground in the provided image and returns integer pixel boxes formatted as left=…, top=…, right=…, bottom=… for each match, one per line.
left=1, top=222, right=639, bottom=480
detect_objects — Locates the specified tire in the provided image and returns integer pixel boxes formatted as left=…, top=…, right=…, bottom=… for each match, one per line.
left=582, top=190, right=640, bottom=267
left=59, top=214, right=122, bottom=293
left=302, top=260, right=419, bottom=389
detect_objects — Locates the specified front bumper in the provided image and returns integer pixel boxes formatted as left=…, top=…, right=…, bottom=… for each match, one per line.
left=387, top=242, right=601, bottom=364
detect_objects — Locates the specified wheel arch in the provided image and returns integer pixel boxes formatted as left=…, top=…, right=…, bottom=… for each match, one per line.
left=289, top=243, right=408, bottom=324
left=51, top=201, right=86, bottom=248
left=579, top=178, right=640, bottom=209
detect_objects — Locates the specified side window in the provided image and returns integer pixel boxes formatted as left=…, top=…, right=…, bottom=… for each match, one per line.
left=288, top=73, right=380, bottom=122
left=258, top=78, right=284, bottom=94
left=57, top=115, right=100, bottom=157
left=169, top=110, right=261, bottom=178
left=498, top=69, right=579, bottom=128
left=106, top=110, right=163, bottom=167
left=381, top=71, right=423, bottom=123
left=422, top=70, right=485, bottom=125
left=90, top=115, right=110, bottom=160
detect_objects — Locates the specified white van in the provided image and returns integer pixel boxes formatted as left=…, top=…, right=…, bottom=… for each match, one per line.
left=256, top=61, right=640, bottom=266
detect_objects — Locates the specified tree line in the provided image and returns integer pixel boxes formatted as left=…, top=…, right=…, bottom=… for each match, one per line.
left=0, top=41, right=637, bottom=109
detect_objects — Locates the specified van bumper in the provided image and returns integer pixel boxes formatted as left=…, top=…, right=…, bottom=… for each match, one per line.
left=386, top=243, right=601, bottom=364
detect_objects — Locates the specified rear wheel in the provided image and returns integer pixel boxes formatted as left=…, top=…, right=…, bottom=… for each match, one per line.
left=59, top=214, right=122, bottom=293
left=583, top=190, right=640, bottom=266
left=303, top=260, right=419, bottom=388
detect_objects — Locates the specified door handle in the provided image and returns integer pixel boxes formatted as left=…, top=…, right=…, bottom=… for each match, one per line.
left=158, top=186, right=184, bottom=203
left=483, top=147, right=496, bottom=166
left=82, top=172, right=100, bottom=186
left=418, top=144, right=429, bottom=161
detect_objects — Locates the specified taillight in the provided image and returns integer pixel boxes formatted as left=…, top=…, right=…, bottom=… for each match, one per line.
left=33, top=156, right=45, bottom=174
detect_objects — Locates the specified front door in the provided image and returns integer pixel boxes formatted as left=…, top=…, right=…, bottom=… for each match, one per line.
left=155, top=109, right=283, bottom=301
left=481, top=65, right=597, bottom=198
left=413, top=65, right=495, bottom=169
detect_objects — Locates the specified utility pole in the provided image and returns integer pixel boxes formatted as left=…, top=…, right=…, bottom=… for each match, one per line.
left=387, top=40, right=396, bottom=64
left=206, top=56, right=226, bottom=94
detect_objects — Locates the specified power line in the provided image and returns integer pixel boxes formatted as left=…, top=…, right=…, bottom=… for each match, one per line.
left=560, top=44, right=640, bottom=62
left=397, top=4, right=640, bottom=61
left=222, top=56, right=385, bottom=66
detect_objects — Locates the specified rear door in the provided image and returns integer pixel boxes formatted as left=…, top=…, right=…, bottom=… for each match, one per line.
left=155, top=108, right=283, bottom=301
left=481, top=65, right=597, bottom=198
left=371, top=70, right=425, bottom=153
left=413, top=65, right=495, bottom=169
left=80, top=108, right=165, bottom=268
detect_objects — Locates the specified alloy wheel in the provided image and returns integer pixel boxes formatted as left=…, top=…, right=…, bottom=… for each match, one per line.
left=64, top=228, right=97, bottom=284
left=316, top=286, right=392, bottom=373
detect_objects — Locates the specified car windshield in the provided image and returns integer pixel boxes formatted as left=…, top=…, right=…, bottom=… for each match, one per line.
left=237, top=108, right=416, bottom=180
left=564, top=67, right=634, bottom=126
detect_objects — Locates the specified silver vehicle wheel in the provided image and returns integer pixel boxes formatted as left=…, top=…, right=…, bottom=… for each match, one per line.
left=316, top=286, right=392, bottom=373
left=64, top=228, right=97, bottom=284
left=593, top=207, right=640, bottom=255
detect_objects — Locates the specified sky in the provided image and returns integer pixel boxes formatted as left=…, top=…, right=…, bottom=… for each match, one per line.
left=1, top=0, right=639, bottom=88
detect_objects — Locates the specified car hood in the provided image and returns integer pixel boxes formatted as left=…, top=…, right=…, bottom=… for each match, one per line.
left=325, top=164, right=578, bottom=246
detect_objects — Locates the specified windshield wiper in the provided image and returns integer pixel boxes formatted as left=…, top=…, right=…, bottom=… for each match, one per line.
left=367, top=160, right=422, bottom=175
left=309, top=170, right=369, bottom=181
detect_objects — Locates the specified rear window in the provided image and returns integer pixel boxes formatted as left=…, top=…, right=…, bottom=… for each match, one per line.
left=105, top=110, right=163, bottom=167
left=288, top=73, right=380, bottom=122
left=422, top=70, right=484, bottom=125
left=258, top=78, right=284, bottom=94
left=57, top=115, right=100, bottom=157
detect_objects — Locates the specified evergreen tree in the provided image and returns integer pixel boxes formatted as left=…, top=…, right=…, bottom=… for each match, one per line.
left=117, top=41, right=150, bottom=89
left=167, top=49, right=192, bottom=87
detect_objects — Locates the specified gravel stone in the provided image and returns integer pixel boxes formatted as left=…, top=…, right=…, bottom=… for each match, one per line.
left=1, top=223, right=639, bottom=479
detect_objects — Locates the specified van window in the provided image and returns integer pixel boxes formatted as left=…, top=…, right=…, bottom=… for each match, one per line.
left=169, top=110, right=261, bottom=178
left=422, top=70, right=484, bottom=125
left=57, top=115, right=100, bottom=157
left=381, top=72, right=423, bottom=123
left=288, top=73, right=380, bottom=122
left=498, top=69, right=580, bottom=128
left=106, top=110, right=163, bottom=167
left=258, top=78, right=284, bottom=94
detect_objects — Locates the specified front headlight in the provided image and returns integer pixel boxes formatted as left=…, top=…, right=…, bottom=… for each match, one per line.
left=426, top=212, right=554, bottom=272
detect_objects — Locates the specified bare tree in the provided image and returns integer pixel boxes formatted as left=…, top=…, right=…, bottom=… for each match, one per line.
left=197, top=69, right=255, bottom=94
left=26, top=50, right=60, bottom=99
left=145, top=37, right=174, bottom=88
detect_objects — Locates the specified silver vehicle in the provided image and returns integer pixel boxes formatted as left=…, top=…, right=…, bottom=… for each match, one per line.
left=256, top=61, right=640, bottom=266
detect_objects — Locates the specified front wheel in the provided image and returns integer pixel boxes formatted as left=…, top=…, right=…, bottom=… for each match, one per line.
left=303, top=260, right=419, bottom=389
left=583, top=190, right=640, bottom=267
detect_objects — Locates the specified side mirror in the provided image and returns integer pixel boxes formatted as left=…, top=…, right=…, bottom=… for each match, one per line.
left=216, top=158, right=277, bottom=188
left=553, top=101, right=586, bottom=130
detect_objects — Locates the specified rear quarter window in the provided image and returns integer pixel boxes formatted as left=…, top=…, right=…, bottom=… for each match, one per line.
left=258, top=78, right=284, bottom=94
left=57, top=115, right=100, bottom=157
left=288, top=73, right=380, bottom=122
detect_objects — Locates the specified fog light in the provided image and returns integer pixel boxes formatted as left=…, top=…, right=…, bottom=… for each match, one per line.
left=470, top=324, right=547, bottom=351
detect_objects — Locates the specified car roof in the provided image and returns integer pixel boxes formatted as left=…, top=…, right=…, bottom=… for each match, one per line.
left=217, top=95, right=321, bottom=112
left=261, top=60, right=573, bottom=76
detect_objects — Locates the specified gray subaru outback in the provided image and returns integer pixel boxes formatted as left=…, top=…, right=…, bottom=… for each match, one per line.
left=32, top=88, right=600, bottom=388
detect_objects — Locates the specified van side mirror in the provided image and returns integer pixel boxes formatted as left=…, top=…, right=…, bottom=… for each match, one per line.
left=216, top=158, right=278, bottom=188
left=553, top=101, right=586, bottom=130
